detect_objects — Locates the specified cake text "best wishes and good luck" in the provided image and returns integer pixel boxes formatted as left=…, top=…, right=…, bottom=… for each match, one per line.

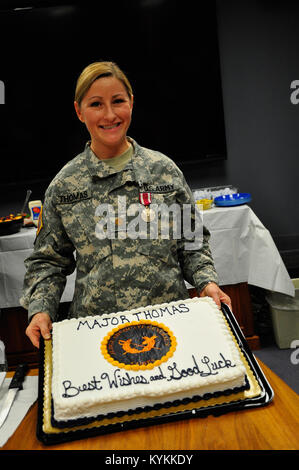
left=61, top=352, right=236, bottom=398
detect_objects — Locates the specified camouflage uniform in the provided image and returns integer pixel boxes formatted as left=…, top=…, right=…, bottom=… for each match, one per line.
left=20, top=138, right=218, bottom=321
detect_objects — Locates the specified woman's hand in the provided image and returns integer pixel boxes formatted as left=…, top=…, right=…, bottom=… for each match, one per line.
left=25, top=312, right=52, bottom=348
left=200, top=282, right=232, bottom=310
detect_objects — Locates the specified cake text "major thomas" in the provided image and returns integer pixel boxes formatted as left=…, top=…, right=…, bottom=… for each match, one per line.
left=76, top=303, right=190, bottom=331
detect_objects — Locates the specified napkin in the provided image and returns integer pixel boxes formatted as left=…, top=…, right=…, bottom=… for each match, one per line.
left=0, top=375, right=39, bottom=447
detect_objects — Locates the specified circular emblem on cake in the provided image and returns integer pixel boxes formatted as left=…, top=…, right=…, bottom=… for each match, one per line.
left=101, top=320, right=177, bottom=371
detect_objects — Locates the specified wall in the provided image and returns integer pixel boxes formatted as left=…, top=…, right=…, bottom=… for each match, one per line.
left=2, top=1, right=299, bottom=254
left=185, top=0, right=299, bottom=251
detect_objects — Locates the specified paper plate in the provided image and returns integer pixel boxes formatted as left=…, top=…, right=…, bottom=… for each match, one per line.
left=214, top=193, right=251, bottom=207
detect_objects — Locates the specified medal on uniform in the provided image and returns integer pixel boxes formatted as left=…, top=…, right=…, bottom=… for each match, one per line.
left=139, top=192, right=155, bottom=222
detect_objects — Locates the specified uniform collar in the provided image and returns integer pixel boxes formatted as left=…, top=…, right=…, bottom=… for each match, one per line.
left=84, top=137, right=154, bottom=186
left=85, top=142, right=120, bottom=179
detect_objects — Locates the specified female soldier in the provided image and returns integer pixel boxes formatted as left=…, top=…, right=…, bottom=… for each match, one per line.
left=21, top=61, right=231, bottom=348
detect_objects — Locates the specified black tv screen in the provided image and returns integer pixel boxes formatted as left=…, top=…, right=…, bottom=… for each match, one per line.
left=0, top=0, right=226, bottom=195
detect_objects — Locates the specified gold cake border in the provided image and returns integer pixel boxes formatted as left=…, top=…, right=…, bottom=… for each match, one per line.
left=42, top=319, right=262, bottom=436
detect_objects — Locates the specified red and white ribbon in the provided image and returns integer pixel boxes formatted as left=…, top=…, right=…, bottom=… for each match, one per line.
left=139, top=192, right=152, bottom=206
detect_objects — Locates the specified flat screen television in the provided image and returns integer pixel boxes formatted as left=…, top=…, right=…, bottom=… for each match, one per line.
left=0, top=0, right=227, bottom=197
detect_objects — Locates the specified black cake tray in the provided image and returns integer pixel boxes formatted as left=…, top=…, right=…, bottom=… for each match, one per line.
left=36, top=303, right=274, bottom=445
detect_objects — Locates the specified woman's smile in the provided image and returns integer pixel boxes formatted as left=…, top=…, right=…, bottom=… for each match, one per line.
left=99, top=122, right=122, bottom=130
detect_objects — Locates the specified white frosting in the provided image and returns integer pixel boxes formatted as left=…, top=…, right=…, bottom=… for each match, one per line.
left=52, top=297, right=247, bottom=422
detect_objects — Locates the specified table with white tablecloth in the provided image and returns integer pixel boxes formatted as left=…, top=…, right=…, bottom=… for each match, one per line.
left=0, top=204, right=294, bottom=310
left=202, top=205, right=294, bottom=296
left=0, top=229, right=76, bottom=309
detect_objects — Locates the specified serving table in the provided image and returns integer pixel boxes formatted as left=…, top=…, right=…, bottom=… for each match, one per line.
left=0, top=204, right=294, bottom=308
left=0, top=204, right=294, bottom=366
left=1, top=359, right=298, bottom=450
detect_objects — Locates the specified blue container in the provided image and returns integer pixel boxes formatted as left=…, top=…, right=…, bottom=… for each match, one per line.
left=214, top=193, right=251, bottom=207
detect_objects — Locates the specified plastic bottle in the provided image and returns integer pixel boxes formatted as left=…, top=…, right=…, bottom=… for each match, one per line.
left=28, top=200, right=42, bottom=227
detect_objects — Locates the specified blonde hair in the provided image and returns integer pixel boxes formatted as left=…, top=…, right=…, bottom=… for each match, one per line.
left=75, top=61, right=133, bottom=106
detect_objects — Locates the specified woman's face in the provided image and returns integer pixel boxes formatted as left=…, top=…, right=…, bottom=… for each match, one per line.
left=74, top=75, right=133, bottom=158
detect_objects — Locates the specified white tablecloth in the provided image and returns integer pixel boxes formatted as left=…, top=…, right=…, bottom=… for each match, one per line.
left=0, top=204, right=294, bottom=309
left=202, top=205, right=294, bottom=296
